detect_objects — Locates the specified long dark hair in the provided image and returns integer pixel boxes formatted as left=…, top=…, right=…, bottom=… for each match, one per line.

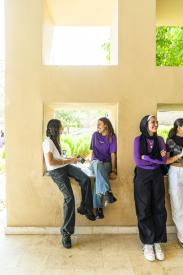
left=98, top=117, right=115, bottom=141
left=46, top=119, right=62, bottom=155
left=168, top=118, right=183, bottom=139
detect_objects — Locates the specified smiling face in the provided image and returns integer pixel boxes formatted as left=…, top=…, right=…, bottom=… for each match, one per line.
left=147, top=116, right=158, bottom=136
left=97, top=120, right=108, bottom=135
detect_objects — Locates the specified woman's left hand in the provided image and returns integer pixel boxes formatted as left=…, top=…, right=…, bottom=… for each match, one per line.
left=160, top=150, right=166, bottom=158
left=109, top=172, right=117, bottom=180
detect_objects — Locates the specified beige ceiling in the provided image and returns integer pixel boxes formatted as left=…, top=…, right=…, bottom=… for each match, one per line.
left=157, top=0, right=183, bottom=25
left=45, top=0, right=117, bottom=26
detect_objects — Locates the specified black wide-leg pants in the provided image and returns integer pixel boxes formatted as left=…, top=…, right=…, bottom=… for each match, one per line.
left=49, top=165, right=93, bottom=235
left=134, top=167, right=167, bottom=244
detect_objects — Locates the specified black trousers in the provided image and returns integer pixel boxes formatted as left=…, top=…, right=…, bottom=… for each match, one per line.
left=134, top=167, right=167, bottom=244
left=49, top=165, right=93, bottom=235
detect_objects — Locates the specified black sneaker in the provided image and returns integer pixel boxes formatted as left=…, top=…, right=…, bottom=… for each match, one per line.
left=85, top=210, right=96, bottom=221
left=62, top=233, right=72, bottom=249
left=95, top=208, right=104, bottom=219
left=105, top=191, right=117, bottom=204
left=178, top=239, right=183, bottom=248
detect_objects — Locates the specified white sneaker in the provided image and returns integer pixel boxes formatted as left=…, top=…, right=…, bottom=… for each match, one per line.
left=154, top=243, right=165, bottom=261
left=143, top=244, right=155, bottom=261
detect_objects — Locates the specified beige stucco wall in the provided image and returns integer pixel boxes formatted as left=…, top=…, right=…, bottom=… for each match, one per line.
left=5, top=0, right=183, bottom=228
left=157, top=0, right=183, bottom=25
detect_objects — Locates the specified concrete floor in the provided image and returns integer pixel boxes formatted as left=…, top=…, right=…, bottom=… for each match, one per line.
left=1, top=173, right=183, bottom=275
left=0, top=220, right=183, bottom=275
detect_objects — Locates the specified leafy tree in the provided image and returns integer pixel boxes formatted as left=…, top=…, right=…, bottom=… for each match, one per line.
left=156, top=26, right=183, bottom=66
left=55, top=110, right=81, bottom=134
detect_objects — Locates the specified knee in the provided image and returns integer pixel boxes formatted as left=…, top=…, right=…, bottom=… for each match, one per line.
left=82, top=175, right=91, bottom=186
left=64, top=192, right=75, bottom=204
left=94, top=160, right=103, bottom=171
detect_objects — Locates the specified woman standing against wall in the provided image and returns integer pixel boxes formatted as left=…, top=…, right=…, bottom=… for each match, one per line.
left=133, top=115, right=168, bottom=262
left=43, top=119, right=95, bottom=249
left=90, top=117, right=117, bottom=219
left=166, top=118, right=183, bottom=248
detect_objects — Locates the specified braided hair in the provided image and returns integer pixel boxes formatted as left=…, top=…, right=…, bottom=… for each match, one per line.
left=46, top=119, right=62, bottom=155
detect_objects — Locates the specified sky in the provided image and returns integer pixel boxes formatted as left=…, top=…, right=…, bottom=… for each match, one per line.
left=0, top=1, right=110, bottom=65
left=51, top=26, right=110, bottom=65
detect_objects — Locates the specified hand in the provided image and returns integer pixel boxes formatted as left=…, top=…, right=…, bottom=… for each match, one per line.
left=141, top=155, right=144, bottom=160
left=109, top=172, right=117, bottom=180
left=179, top=148, right=183, bottom=158
left=160, top=150, right=166, bottom=158
left=71, top=157, right=78, bottom=164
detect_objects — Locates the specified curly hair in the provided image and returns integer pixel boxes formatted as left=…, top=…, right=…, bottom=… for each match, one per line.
left=98, top=117, right=115, bottom=141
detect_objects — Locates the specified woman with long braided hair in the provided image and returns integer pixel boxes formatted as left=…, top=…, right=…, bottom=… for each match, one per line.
left=43, top=119, right=95, bottom=249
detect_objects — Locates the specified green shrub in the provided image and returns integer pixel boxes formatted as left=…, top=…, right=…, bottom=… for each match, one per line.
left=157, top=126, right=171, bottom=142
left=60, top=135, right=91, bottom=158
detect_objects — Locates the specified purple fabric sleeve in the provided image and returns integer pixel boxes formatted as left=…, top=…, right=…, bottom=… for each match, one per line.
left=143, top=137, right=167, bottom=164
left=133, top=136, right=167, bottom=168
left=110, top=135, right=117, bottom=153
left=133, top=137, right=152, bottom=166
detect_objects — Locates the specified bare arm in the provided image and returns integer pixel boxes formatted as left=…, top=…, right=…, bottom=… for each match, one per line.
left=109, top=152, right=117, bottom=180
left=47, top=152, right=78, bottom=166
left=166, top=150, right=183, bottom=164
left=111, top=152, right=117, bottom=173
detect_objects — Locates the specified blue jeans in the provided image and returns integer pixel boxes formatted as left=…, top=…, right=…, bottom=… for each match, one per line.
left=91, top=160, right=111, bottom=208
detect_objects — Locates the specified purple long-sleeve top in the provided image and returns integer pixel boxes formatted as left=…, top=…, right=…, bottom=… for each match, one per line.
left=133, top=136, right=167, bottom=170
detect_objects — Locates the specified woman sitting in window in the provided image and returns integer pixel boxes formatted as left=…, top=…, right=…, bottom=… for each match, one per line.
left=43, top=119, right=95, bottom=249
left=90, top=117, right=117, bottom=219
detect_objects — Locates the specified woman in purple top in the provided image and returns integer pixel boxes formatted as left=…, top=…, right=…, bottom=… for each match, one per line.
left=90, top=117, right=117, bottom=219
left=133, top=115, right=168, bottom=262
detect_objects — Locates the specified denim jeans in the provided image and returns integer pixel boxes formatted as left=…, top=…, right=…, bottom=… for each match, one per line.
left=49, top=164, right=93, bottom=235
left=91, top=160, right=112, bottom=208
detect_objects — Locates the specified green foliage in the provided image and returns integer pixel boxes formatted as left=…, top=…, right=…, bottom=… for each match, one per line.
left=60, top=135, right=90, bottom=158
left=156, top=26, right=183, bottom=66
left=55, top=110, right=81, bottom=134
left=157, top=126, right=172, bottom=142
left=101, top=41, right=111, bottom=63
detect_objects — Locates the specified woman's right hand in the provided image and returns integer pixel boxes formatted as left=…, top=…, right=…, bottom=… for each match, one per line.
left=70, top=157, right=79, bottom=164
